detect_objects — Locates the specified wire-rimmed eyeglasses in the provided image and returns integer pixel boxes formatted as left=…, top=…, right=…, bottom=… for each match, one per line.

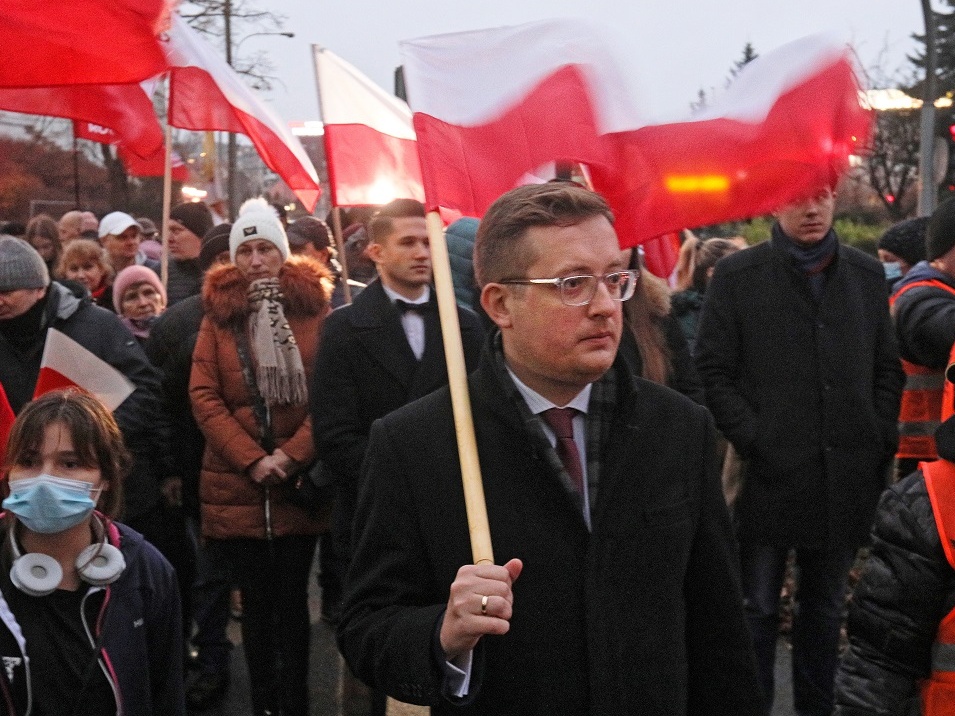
left=499, top=270, right=639, bottom=306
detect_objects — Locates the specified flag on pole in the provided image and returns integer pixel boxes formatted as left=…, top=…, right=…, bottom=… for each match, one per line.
left=0, top=382, right=14, bottom=462
left=399, top=20, right=636, bottom=219
left=0, top=0, right=170, bottom=88
left=399, top=22, right=871, bottom=249
left=313, top=46, right=424, bottom=206
left=164, top=16, right=322, bottom=212
left=118, top=145, right=191, bottom=183
left=0, top=84, right=164, bottom=159
left=590, top=35, right=872, bottom=247
left=33, top=329, right=135, bottom=412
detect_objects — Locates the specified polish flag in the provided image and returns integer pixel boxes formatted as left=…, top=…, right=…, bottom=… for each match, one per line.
left=164, top=16, right=322, bottom=212
left=400, top=20, right=637, bottom=219
left=33, top=330, right=135, bottom=412
left=1, top=0, right=170, bottom=88
left=118, top=145, right=192, bottom=183
left=0, top=84, right=164, bottom=160
left=399, top=22, right=871, bottom=250
left=313, top=46, right=424, bottom=206
left=0, top=382, right=14, bottom=462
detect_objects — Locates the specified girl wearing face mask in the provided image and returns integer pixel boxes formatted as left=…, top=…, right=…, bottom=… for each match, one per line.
left=0, top=389, right=185, bottom=715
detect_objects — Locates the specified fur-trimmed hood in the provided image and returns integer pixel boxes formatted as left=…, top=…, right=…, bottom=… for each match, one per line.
left=202, top=255, right=332, bottom=327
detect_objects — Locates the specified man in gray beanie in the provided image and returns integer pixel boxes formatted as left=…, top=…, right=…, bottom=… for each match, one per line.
left=0, top=236, right=50, bottom=320
left=890, top=197, right=955, bottom=476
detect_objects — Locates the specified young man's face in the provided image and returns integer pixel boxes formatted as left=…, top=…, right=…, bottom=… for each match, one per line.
left=167, top=220, right=202, bottom=260
left=774, top=188, right=835, bottom=246
left=367, top=216, right=431, bottom=298
left=487, top=214, right=624, bottom=405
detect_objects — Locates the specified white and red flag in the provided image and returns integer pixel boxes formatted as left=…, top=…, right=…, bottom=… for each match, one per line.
left=313, top=46, right=424, bottom=206
left=0, top=0, right=170, bottom=88
left=72, top=121, right=191, bottom=182
left=399, top=22, right=871, bottom=255
left=0, top=84, right=164, bottom=159
left=165, top=16, right=322, bottom=212
left=33, top=329, right=135, bottom=412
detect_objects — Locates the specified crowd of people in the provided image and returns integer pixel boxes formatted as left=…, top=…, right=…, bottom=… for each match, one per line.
left=0, top=177, right=953, bottom=716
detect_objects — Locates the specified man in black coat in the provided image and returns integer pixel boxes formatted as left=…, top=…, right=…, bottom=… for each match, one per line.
left=695, top=185, right=905, bottom=716
left=337, top=183, right=761, bottom=716
left=311, top=199, right=484, bottom=714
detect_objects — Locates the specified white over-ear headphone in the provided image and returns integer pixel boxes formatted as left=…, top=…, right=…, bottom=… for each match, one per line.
left=8, top=514, right=126, bottom=597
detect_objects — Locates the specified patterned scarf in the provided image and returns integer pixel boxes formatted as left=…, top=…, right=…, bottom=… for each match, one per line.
left=247, top=277, right=307, bottom=406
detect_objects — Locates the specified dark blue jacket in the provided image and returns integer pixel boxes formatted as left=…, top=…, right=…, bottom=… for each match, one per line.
left=0, top=522, right=184, bottom=715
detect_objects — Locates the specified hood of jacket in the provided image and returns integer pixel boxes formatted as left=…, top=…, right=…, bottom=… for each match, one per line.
left=894, top=260, right=955, bottom=293
left=202, top=255, right=332, bottom=327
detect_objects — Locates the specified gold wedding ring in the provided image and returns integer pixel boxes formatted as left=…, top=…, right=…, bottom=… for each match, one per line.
left=480, top=594, right=489, bottom=615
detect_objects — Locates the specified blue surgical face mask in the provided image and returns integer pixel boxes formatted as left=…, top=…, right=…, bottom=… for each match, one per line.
left=882, top=261, right=902, bottom=281
left=3, top=474, right=99, bottom=534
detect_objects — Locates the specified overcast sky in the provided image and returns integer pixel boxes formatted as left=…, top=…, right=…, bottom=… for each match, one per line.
left=243, top=0, right=925, bottom=125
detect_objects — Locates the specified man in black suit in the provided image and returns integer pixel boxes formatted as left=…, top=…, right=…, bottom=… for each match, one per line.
left=695, top=185, right=904, bottom=716
left=336, top=183, right=761, bottom=716
left=310, top=199, right=484, bottom=712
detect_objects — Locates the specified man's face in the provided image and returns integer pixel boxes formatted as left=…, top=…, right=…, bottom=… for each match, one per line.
left=0, top=288, right=45, bottom=320
left=484, top=215, right=624, bottom=404
left=101, top=226, right=141, bottom=263
left=367, top=217, right=430, bottom=298
left=774, top=188, right=835, bottom=246
left=167, top=220, right=202, bottom=260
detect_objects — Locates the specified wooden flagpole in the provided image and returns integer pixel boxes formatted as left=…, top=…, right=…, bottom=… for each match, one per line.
left=160, top=121, right=173, bottom=288
left=425, top=210, right=493, bottom=565
left=330, top=207, right=353, bottom=304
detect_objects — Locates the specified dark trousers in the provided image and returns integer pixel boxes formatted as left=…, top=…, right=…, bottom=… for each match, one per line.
left=220, top=534, right=318, bottom=716
left=189, top=519, right=233, bottom=675
left=739, top=542, right=856, bottom=716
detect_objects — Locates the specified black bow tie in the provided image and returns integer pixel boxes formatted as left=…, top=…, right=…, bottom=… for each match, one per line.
left=395, top=299, right=434, bottom=315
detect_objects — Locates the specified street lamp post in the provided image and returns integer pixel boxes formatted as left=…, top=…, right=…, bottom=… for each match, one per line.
left=224, top=26, right=295, bottom=219
left=920, top=0, right=938, bottom=216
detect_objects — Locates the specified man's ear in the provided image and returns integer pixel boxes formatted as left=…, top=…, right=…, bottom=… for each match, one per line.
left=364, top=241, right=381, bottom=264
left=481, top=283, right=514, bottom=329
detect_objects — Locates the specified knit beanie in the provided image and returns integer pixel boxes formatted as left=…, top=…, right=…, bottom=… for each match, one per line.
left=199, top=223, right=233, bottom=272
left=878, top=217, right=928, bottom=267
left=112, top=265, right=166, bottom=313
left=0, top=236, right=50, bottom=291
left=927, top=198, right=955, bottom=261
left=229, top=198, right=289, bottom=262
left=170, top=202, right=214, bottom=240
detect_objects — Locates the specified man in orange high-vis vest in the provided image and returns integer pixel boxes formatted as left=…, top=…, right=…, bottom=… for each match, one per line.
left=835, top=414, right=955, bottom=714
left=890, top=198, right=955, bottom=479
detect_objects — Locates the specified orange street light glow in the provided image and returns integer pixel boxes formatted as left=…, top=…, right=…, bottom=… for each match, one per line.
left=665, top=175, right=730, bottom=193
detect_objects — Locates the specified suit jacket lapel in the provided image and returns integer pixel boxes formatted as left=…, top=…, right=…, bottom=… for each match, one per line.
left=351, top=281, right=419, bottom=388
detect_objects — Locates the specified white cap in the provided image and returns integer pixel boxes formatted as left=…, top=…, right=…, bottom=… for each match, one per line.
left=98, top=212, right=141, bottom=239
left=229, top=199, right=289, bottom=262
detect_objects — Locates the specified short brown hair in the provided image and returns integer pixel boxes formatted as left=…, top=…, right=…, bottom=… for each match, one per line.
left=4, top=389, right=129, bottom=519
left=474, top=183, right=614, bottom=287
left=368, top=199, right=426, bottom=244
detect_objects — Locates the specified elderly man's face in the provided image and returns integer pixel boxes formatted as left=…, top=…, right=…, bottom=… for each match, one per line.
left=484, top=214, right=623, bottom=406
left=0, top=288, right=45, bottom=320
left=775, top=188, right=835, bottom=246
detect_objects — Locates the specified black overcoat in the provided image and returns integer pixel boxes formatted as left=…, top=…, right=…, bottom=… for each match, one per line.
left=337, top=347, right=762, bottom=716
left=695, top=236, right=904, bottom=547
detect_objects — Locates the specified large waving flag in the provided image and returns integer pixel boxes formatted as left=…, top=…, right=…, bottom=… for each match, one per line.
left=400, top=21, right=636, bottom=219
left=592, top=35, right=872, bottom=247
left=313, top=46, right=424, bottom=206
left=165, top=16, right=322, bottom=212
left=0, top=0, right=170, bottom=88
left=399, top=22, right=871, bottom=252
left=0, top=84, right=164, bottom=159
left=33, top=330, right=135, bottom=412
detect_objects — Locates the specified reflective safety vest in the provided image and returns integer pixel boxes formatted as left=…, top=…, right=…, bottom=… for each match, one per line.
left=890, top=281, right=955, bottom=460
left=943, top=342, right=955, bottom=423
left=921, top=459, right=955, bottom=713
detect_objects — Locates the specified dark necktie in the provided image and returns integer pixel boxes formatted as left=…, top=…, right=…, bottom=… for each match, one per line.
left=395, top=299, right=434, bottom=315
left=541, top=407, right=584, bottom=496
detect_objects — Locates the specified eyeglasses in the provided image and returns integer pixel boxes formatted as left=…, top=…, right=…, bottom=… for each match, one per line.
left=500, top=270, right=638, bottom=306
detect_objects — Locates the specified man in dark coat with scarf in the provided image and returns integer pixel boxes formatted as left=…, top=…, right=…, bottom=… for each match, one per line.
left=337, top=183, right=762, bottom=716
left=695, top=184, right=905, bottom=716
